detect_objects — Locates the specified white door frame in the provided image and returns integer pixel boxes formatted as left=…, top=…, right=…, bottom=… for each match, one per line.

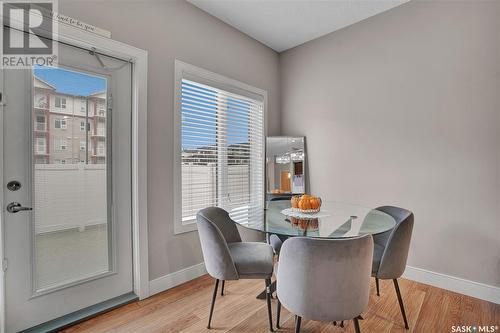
left=0, top=22, right=149, bottom=332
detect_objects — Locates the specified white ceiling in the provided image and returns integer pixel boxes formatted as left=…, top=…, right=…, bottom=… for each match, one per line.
left=187, top=0, right=409, bottom=52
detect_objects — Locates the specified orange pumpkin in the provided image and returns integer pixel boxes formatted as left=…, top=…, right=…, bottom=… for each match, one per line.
left=299, top=198, right=311, bottom=210
left=309, top=197, right=321, bottom=210
left=295, top=194, right=322, bottom=211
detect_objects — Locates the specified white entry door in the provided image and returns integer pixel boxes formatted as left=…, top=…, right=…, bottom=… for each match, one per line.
left=2, top=39, right=133, bottom=332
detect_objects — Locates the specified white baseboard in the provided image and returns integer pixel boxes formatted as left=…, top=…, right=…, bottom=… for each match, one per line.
left=149, top=262, right=207, bottom=296
left=403, top=265, right=500, bottom=304
left=147, top=263, right=500, bottom=305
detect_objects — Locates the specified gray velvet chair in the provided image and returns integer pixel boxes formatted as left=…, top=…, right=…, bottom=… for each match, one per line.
left=267, top=196, right=291, bottom=255
left=269, top=234, right=283, bottom=255
left=276, top=235, right=374, bottom=333
left=372, top=206, right=414, bottom=329
left=196, top=207, right=275, bottom=331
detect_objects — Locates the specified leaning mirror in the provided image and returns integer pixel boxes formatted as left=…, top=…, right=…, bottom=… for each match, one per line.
left=266, top=136, right=306, bottom=198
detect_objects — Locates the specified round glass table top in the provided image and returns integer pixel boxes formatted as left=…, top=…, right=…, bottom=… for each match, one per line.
left=229, top=200, right=396, bottom=238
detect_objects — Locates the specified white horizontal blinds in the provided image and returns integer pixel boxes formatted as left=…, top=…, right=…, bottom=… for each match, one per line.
left=181, top=79, right=264, bottom=223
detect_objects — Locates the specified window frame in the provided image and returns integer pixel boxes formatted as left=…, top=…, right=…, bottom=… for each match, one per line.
left=54, top=137, right=67, bottom=151
left=35, top=115, right=46, bottom=131
left=80, top=97, right=86, bottom=112
left=35, top=137, right=46, bottom=154
left=55, top=96, right=67, bottom=109
left=173, top=60, right=267, bottom=234
left=79, top=140, right=86, bottom=151
left=54, top=118, right=67, bottom=129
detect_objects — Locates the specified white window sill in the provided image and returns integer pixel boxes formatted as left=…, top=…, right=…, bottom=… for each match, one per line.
left=174, top=219, right=197, bottom=234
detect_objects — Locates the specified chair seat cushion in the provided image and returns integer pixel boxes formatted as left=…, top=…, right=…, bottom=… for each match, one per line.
left=228, top=242, right=274, bottom=279
left=372, top=243, right=385, bottom=276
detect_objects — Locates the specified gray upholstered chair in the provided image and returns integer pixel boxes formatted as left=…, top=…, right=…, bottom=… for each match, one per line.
left=276, top=235, right=374, bottom=333
left=269, top=234, right=283, bottom=255
left=267, top=196, right=291, bottom=255
left=372, top=206, right=414, bottom=329
left=196, top=207, right=274, bottom=331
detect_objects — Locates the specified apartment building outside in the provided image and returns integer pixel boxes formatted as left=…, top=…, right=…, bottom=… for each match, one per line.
left=33, top=76, right=107, bottom=165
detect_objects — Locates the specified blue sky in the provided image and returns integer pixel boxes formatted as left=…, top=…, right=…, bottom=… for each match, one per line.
left=34, top=66, right=106, bottom=96
left=32, top=69, right=249, bottom=150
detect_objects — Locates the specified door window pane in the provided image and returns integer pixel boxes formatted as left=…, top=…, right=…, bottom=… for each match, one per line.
left=32, top=66, right=110, bottom=292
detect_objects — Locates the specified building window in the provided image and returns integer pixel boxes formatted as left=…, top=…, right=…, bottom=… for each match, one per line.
left=80, top=121, right=86, bottom=131
left=174, top=61, right=265, bottom=234
left=55, top=96, right=66, bottom=109
left=54, top=118, right=67, bottom=129
left=35, top=138, right=46, bottom=154
left=97, top=123, right=105, bottom=136
left=80, top=98, right=86, bottom=112
left=80, top=140, right=86, bottom=151
left=35, top=94, right=48, bottom=109
left=54, top=138, right=67, bottom=151
left=35, top=115, right=46, bottom=131
left=98, top=101, right=106, bottom=116
left=96, top=141, right=105, bottom=156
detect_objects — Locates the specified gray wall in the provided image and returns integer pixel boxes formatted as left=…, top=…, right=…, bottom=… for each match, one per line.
left=59, top=0, right=280, bottom=280
left=280, top=0, right=500, bottom=287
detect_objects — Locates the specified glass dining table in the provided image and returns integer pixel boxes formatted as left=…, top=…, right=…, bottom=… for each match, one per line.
left=228, top=199, right=397, bottom=299
left=229, top=199, right=397, bottom=239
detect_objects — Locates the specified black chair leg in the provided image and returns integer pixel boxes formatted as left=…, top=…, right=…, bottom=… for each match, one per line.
left=295, top=316, right=302, bottom=333
left=393, top=279, right=409, bottom=329
left=207, top=279, right=219, bottom=329
left=221, top=280, right=225, bottom=296
left=265, top=278, right=274, bottom=331
left=375, top=277, right=380, bottom=296
left=276, top=298, right=281, bottom=329
left=257, top=280, right=276, bottom=299
left=353, top=317, right=361, bottom=333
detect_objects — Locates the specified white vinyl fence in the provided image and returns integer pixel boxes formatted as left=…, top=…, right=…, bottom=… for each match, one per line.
left=181, top=164, right=250, bottom=220
left=34, top=164, right=107, bottom=234
left=34, top=163, right=251, bottom=233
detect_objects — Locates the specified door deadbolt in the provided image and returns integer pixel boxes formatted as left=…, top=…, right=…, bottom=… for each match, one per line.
left=6, top=180, right=21, bottom=191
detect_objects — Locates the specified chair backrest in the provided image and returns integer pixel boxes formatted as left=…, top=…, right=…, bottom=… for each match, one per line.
left=196, top=207, right=240, bottom=280
left=375, top=206, right=414, bottom=279
left=269, top=234, right=283, bottom=254
left=277, top=235, right=373, bottom=322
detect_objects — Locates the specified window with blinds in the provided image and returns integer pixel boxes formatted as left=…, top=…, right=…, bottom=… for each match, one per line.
left=180, top=78, right=265, bottom=224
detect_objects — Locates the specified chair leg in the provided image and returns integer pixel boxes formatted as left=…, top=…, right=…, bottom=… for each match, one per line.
left=207, top=279, right=219, bottom=329
left=393, top=279, right=409, bottom=329
left=265, top=278, right=274, bottom=331
left=353, top=317, right=361, bottom=333
left=294, top=316, right=302, bottom=333
left=276, top=298, right=281, bottom=329
left=375, top=277, right=380, bottom=296
left=221, top=280, right=225, bottom=296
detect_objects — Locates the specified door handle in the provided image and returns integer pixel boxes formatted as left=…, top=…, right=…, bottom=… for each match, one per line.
left=6, top=202, right=32, bottom=213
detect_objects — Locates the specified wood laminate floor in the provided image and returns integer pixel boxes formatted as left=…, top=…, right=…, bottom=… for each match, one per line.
left=61, top=275, right=500, bottom=333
